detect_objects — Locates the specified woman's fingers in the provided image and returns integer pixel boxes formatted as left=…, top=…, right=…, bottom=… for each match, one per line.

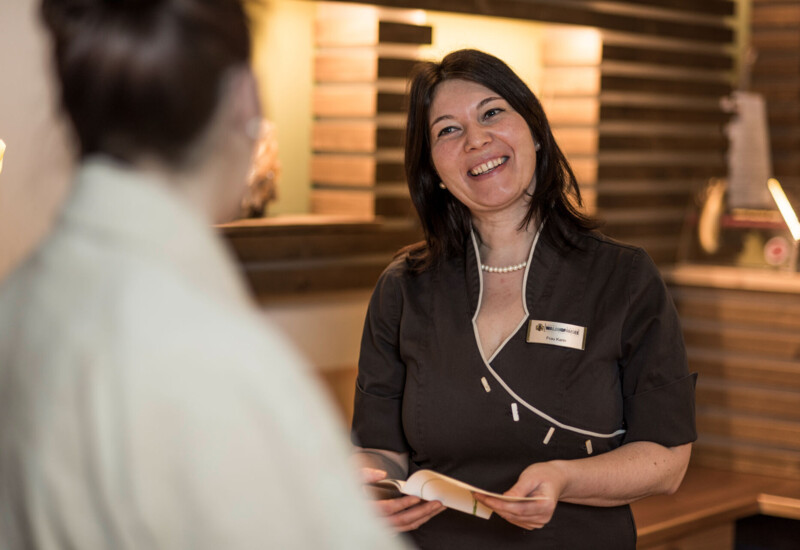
left=390, top=500, right=445, bottom=532
left=377, top=496, right=445, bottom=532
left=475, top=494, right=556, bottom=530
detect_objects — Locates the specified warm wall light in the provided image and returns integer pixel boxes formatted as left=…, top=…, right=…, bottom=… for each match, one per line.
left=0, top=139, right=5, bottom=175
left=768, top=178, right=800, bottom=241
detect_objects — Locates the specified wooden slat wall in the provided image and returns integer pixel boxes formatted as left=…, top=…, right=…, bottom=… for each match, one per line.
left=669, top=283, right=800, bottom=480
left=751, top=0, right=800, bottom=201
left=325, top=0, right=737, bottom=265
left=541, top=27, right=602, bottom=215
left=597, top=15, right=735, bottom=264
left=311, top=4, right=430, bottom=219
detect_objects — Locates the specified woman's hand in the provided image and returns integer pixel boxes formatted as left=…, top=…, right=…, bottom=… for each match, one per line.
left=474, top=462, right=565, bottom=530
left=361, top=467, right=445, bottom=532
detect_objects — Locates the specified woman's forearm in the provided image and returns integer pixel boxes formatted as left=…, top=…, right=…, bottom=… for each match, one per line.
left=550, top=441, right=692, bottom=507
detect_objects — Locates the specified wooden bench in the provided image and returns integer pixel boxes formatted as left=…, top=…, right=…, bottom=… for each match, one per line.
left=632, top=465, right=800, bottom=549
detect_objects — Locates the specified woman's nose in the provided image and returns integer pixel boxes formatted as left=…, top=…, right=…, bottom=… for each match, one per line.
left=463, top=124, right=491, bottom=151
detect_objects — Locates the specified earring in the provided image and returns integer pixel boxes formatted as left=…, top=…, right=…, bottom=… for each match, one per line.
left=534, top=142, right=541, bottom=151
left=439, top=182, right=446, bottom=190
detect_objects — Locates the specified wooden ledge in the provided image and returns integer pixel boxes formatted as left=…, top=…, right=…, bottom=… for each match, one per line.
left=663, top=263, right=800, bottom=294
left=218, top=216, right=421, bottom=296
left=632, top=465, right=800, bottom=547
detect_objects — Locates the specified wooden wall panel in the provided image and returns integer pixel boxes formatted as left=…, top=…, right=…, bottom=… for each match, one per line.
left=597, top=32, right=733, bottom=263
left=751, top=0, right=800, bottom=200
left=311, top=4, right=430, bottom=218
left=668, top=281, right=800, bottom=480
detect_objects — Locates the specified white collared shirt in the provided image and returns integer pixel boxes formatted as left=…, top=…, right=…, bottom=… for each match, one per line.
left=0, top=157, right=403, bottom=549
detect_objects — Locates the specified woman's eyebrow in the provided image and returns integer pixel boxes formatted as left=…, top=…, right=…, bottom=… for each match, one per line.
left=430, top=96, right=503, bottom=129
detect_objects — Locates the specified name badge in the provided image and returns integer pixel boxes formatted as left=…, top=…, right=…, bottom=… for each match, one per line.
left=527, top=320, right=586, bottom=350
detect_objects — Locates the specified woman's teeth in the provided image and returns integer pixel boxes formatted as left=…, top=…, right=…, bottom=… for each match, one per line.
left=469, top=157, right=507, bottom=176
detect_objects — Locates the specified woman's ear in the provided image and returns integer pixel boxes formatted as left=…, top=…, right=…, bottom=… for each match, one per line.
left=227, top=66, right=262, bottom=140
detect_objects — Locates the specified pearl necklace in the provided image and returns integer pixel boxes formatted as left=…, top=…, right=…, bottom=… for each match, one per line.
left=480, top=261, right=527, bottom=273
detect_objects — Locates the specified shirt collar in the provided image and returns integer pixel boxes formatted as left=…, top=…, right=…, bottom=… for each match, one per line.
left=60, top=155, right=251, bottom=307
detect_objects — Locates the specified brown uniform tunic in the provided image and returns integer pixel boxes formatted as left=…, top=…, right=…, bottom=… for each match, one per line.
left=353, top=225, right=697, bottom=549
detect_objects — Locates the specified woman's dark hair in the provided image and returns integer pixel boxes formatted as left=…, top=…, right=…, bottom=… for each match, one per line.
left=40, top=0, right=251, bottom=165
left=403, top=48, right=596, bottom=270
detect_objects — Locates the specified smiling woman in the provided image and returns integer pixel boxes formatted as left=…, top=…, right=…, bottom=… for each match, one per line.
left=351, top=49, right=698, bottom=549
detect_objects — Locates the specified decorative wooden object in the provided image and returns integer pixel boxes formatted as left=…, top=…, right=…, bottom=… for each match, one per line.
left=311, top=3, right=431, bottom=219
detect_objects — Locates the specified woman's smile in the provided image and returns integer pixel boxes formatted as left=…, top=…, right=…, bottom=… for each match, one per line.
left=469, top=156, right=509, bottom=177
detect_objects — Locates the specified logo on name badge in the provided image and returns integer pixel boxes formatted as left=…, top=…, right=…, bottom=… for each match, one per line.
left=527, top=320, right=586, bottom=351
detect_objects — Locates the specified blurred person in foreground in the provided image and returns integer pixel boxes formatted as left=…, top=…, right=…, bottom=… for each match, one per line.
left=0, top=0, right=405, bottom=548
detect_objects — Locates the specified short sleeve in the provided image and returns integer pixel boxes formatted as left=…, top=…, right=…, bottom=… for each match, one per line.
left=620, top=250, right=697, bottom=447
left=351, top=264, right=411, bottom=453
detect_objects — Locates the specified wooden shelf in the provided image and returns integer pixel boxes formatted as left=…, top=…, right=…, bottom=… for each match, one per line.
left=633, top=465, right=800, bottom=548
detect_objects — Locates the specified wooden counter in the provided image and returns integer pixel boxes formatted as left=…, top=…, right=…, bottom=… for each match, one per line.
left=633, top=465, right=800, bottom=548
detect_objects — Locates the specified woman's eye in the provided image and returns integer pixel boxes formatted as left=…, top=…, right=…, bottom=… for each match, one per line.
left=483, top=107, right=504, bottom=119
left=436, top=126, right=457, bottom=137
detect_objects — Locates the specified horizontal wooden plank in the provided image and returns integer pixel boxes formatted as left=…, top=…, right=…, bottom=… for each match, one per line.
left=601, top=75, right=731, bottom=97
left=751, top=4, right=800, bottom=25
left=696, top=379, right=800, bottom=421
left=692, top=436, right=800, bottom=479
left=602, top=44, right=733, bottom=70
left=597, top=190, right=690, bottom=209
left=378, top=21, right=432, bottom=44
left=542, top=27, right=602, bottom=66
left=552, top=127, right=599, bottom=155
left=685, top=346, right=800, bottom=390
left=315, top=8, right=378, bottom=47
left=600, top=104, right=730, bottom=124
left=601, top=216, right=684, bottom=238
left=313, top=121, right=376, bottom=153
left=751, top=28, right=800, bottom=50
left=335, top=0, right=733, bottom=42
left=752, top=52, right=800, bottom=78
left=542, top=97, right=600, bottom=124
left=311, top=188, right=375, bottom=218
left=225, top=222, right=410, bottom=262
left=377, top=57, right=420, bottom=79
left=683, top=318, right=800, bottom=360
left=697, top=408, right=800, bottom=451
left=376, top=127, right=405, bottom=148
left=672, top=286, right=800, bottom=330
left=598, top=162, right=725, bottom=179
left=313, top=86, right=377, bottom=117
left=311, top=155, right=375, bottom=186
left=376, top=91, right=406, bottom=113
left=315, top=52, right=377, bottom=82
left=375, top=195, right=415, bottom=217
left=246, top=255, right=389, bottom=295
left=376, top=161, right=405, bottom=183
left=603, top=0, right=735, bottom=17
left=599, top=133, right=727, bottom=151
left=540, top=67, right=601, bottom=95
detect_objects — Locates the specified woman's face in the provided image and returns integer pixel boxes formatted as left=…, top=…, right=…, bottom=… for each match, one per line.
left=428, top=79, right=538, bottom=220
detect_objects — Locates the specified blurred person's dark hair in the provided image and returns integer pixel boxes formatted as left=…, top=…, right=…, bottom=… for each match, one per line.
left=40, top=0, right=251, bottom=166
left=403, top=49, right=597, bottom=270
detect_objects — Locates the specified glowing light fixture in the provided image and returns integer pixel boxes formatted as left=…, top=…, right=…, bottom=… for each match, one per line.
left=0, top=139, right=5, bottom=175
left=768, top=178, right=800, bottom=241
